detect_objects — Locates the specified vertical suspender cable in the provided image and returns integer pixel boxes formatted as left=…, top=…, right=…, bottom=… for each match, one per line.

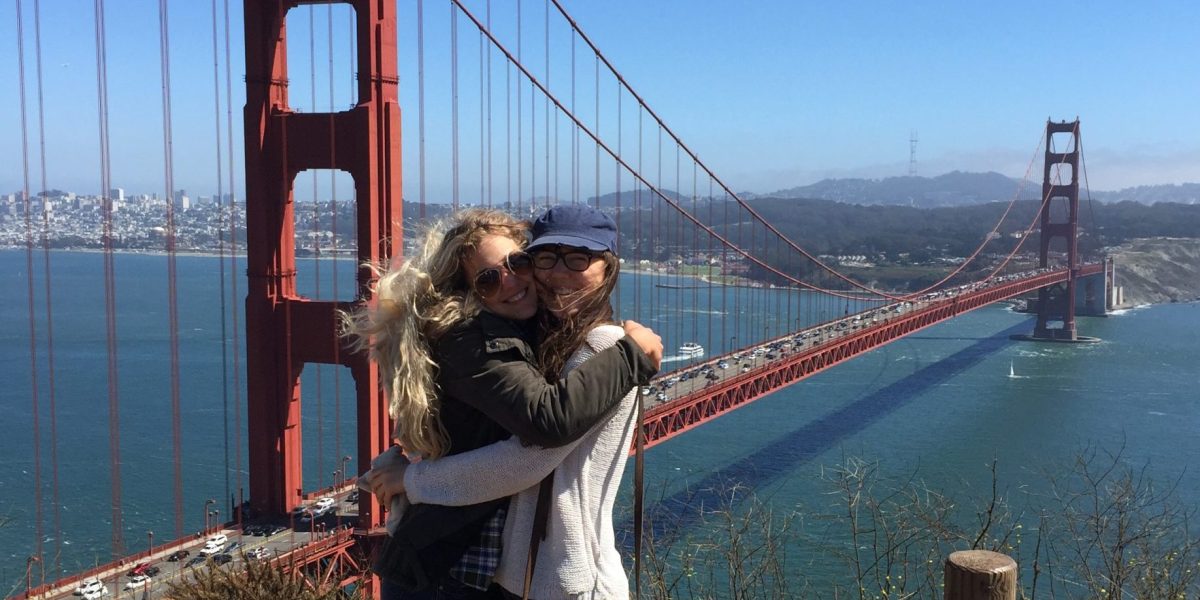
left=451, top=3, right=459, bottom=210
left=516, top=0, right=522, bottom=213
left=569, top=31, right=575, bottom=204
left=308, top=6, right=325, bottom=489
left=634, top=108, right=641, bottom=319
left=530, top=67, right=535, bottom=212
left=15, top=0, right=46, bottom=567
left=544, top=0, right=550, bottom=208
left=694, top=161, right=703, bottom=353
left=417, top=0, right=427, bottom=217
left=209, top=0, right=232, bottom=522
left=613, top=83, right=620, bottom=310
left=157, top=0, right=185, bottom=538
left=506, top=62, right=511, bottom=209
left=486, top=0, right=493, bottom=208
left=222, top=0, right=244, bottom=508
left=328, top=3, right=342, bottom=477
left=721, top=187, right=727, bottom=353
left=593, top=53, right=598, bottom=209
left=32, top=0, right=64, bottom=572
left=93, top=0, right=125, bottom=557
left=654, top=126, right=661, bottom=335
left=481, top=26, right=486, bottom=208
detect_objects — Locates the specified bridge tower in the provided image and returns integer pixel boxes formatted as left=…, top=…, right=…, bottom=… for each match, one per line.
left=242, top=0, right=398, bottom=531
left=1016, top=119, right=1100, bottom=343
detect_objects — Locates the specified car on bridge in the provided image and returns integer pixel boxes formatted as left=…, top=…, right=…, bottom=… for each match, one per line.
left=75, top=577, right=105, bottom=596
left=166, top=549, right=190, bottom=562
left=200, top=533, right=229, bottom=555
left=124, top=574, right=151, bottom=590
left=82, top=585, right=110, bottom=600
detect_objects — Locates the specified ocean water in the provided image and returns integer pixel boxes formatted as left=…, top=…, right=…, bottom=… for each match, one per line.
left=2, top=249, right=1199, bottom=590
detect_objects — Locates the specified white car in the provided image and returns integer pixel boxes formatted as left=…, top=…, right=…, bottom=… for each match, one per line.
left=200, top=534, right=228, bottom=556
left=313, top=496, right=336, bottom=510
left=82, top=587, right=110, bottom=600
left=75, top=578, right=103, bottom=595
left=248, top=546, right=271, bottom=561
left=124, top=575, right=151, bottom=590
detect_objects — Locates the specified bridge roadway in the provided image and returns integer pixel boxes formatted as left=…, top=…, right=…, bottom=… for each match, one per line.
left=19, top=487, right=363, bottom=600
left=18, top=266, right=1099, bottom=598
left=638, top=265, right=1103, bottom=448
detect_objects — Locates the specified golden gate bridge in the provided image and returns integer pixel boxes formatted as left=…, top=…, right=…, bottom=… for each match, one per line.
left=9, top=1, right=1110, bottom=597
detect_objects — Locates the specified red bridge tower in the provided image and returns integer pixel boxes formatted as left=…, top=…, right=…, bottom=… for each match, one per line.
left=1015, top=119, right=1101, bottom=343
left=242, top=0, right=399, bottom=529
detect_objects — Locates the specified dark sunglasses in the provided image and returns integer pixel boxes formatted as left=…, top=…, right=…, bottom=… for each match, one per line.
left=471, top=251, right=533, bottom=299
left=531, top=247, right=600, bottom=272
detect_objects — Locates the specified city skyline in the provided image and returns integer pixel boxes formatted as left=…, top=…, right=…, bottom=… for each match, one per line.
left=3, top=1, right=1198, bottom=201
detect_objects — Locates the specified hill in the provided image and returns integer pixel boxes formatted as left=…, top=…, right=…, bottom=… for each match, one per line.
left=744, top=172, right=1200, bottom=208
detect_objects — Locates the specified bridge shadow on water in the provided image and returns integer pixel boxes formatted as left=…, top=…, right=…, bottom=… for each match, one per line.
left=621, top=319, right=1032, bottom=542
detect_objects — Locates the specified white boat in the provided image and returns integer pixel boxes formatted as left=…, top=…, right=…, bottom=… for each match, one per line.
left=678, top=343, right=705, bottom=358
left=1008, top=361, right=1017, bottom=379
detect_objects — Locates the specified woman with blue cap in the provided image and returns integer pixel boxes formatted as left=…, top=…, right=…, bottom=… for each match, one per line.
left=385, top=204, right=650, bottom=599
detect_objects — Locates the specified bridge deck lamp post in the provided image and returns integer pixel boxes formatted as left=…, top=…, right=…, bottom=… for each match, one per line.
left=147, top=530, right=154, bottom=561
left=25, top=556, right=39, bottom=597
left=341, top=455, right=352, bottom=488
left=203, top=499, right=216, bottom=533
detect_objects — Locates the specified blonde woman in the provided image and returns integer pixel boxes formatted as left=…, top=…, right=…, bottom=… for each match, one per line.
left=344, top=208, right=661, bottom=599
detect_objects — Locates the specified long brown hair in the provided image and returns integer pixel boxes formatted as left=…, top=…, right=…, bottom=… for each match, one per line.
left=536, top=252, right=621, bottom=379
left=341, top=208, right=528, bottom=458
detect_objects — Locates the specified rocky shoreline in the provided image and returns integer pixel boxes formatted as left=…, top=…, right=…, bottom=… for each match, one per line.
left=1109, top=237, right=1200, bottom=307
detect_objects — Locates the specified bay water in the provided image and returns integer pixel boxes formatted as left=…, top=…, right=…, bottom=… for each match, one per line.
left=2, top=249, right=1198, bottom=589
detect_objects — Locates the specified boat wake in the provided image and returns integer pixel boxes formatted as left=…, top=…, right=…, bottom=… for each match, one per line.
left=661, top=354, right=695, bottom=364
left=1007, top=361, right=1030, bottom=379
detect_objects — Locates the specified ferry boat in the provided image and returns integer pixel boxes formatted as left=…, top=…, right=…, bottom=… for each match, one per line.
left=678, top=342, right=705, bottom=358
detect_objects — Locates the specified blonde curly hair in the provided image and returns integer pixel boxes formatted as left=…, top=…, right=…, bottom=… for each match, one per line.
left=341, top=208, right=528, bottom=459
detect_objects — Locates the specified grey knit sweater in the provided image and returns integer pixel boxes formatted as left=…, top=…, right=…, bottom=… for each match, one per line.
left=403, top=325, right=638, bottom=599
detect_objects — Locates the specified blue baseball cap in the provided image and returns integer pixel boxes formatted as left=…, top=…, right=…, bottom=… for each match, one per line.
left=528, top=205, right=618, bottom=254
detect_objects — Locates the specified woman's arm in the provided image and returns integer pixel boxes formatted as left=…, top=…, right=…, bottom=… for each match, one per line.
left=402, top=435, right=578, bottom=506
left=407, top=325, right=636, bottom=507
left=435, top=324, right=656, bottom=448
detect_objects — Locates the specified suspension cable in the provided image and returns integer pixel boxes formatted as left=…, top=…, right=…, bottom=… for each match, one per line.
left=157, top=0, right=185, bottom=539
left=209, top=0, right=232, bottom=527
left=450, top=0, right=879, bottom=300
left=221, top=0, right=244, bottom=509
left=15, top=0, right=46, bottom=568
left=32, top=0, right=63, bottom=572
left=92, top=0, right=124, bottom=557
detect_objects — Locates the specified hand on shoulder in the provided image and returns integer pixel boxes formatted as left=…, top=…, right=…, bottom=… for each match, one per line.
left=621, top=319, right=663, bottom=369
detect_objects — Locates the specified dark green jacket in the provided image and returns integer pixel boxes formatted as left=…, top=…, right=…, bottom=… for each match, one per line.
left=433, top=310, right=657, bottom=450
left=378, top=310, right=657, bottom=590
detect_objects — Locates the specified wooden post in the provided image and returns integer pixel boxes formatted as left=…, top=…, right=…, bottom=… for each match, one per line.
left=944, top=550, right=1017, bottom=600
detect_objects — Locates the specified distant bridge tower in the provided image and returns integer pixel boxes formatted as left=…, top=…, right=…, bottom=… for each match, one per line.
left=1015, top=119, right=1100, bottom=343
left=908, top=130, right=918, bottom=176
left=242, top=0, right=399, bottom=530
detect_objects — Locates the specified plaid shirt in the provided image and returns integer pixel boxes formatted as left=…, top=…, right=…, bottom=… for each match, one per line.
left=449, top=504, right=507, bottom=590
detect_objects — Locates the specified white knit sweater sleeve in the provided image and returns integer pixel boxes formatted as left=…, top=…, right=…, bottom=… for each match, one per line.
left=402, top=327, right=620, bottom=507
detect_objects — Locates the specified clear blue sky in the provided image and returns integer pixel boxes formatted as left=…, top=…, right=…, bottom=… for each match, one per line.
left=3, top=1, right=1197, bottom=201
